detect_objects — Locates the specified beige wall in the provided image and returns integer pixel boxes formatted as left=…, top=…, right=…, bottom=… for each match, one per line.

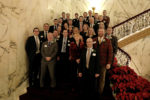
left=122, top=35, right=150, bottom=81
left=0, top=0, right=150, bottom=100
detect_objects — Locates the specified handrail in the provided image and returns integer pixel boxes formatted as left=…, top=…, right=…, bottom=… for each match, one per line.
left=112, top=8, right=150, bottom=29
left=112, top=8, right=150, bottom=66
left=118, top=47, right=131, bottom=65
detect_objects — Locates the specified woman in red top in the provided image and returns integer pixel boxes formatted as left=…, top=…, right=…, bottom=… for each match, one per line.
left=69, top=35, right=85, bottom=92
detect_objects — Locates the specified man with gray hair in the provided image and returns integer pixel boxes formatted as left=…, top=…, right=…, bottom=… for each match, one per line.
left=78, top=38, right=100, bottom=99
left=40, top=33, right=58, bottom=88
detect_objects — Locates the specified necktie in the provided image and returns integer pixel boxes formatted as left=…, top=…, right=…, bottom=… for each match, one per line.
left=86, top=48, right=91, bottom=69
left=35, top=36, right=40, bottom=53
left=62, top=38, right=67, bottom=53
left=48, top=42, right=51, bottom=46
left=45, top=32, right=47, bottom=39
left=99, top=38, right=102, bottom=44
left=54, top=26, right=57, bottom=30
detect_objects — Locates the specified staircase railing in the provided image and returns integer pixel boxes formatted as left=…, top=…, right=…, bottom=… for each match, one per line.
left=113, top=9, right=150, bottom=66
left=112, top=9, right=150, bottom=40
left=115, top=47, right=131, bottom=66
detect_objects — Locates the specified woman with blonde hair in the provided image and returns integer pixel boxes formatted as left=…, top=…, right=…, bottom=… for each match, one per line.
left=69, top=34, right=84, bottom=92
left=80, top=24, right=89, bottom=42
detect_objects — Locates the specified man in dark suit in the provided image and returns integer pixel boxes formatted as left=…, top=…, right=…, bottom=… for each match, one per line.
left=78, top=38, right=100, bottom=99
left=39, top=23, right=49, bottom=43
left=104, top=27, right=118, bottom=95
left=40, top=33, right=58, bottom=88
left=73, top=13, right=79, bottom=27
left=105, top=27, right=118, bottom=63
left=57, top=30, right=70, bottom=81
left=58, top=18, right=63, bottom=27
left=25, top=27, right=41, bottom=87
left=88, top=17, right=97, bottom=34
left=68, top=19, right=74, bottom=28
left=103, top=10, right=110, bottom=29
left=61, top=12, right=67, bottom=25
left=76, top=16, right=84, bottom=32
left=66, top=13, right=70, bottom=24
left=49, top=19, right=58, bottom=32
left=93, top=28, right=113, bottom=97
left=87, top=10, right=94, bottom=23
left=94, top=13, right=99, bottom=24
left=83, top=12, right=89, bottom=24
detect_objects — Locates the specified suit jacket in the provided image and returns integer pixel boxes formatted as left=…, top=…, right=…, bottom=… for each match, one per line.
left=39, top=31, right=48, bottom=43
left=93, top=37, right=113, bottom=66
left=69, top=41, right=84, bottom=61
left=73, top=18, right=79, bottom=27
left=41, top=41, right=58, bottom=62
left=105, top=34, right=118, bottom=55
left=103, top=16, right=110, bottom=29
left=76, top=22, right=84, bottom=29
left=62, top=19, right=67, bottom=25
left=87, top=16, right=94, bottom=24
left=79, top=48, right=100, bottom=76
left=25, top=36, right=40, bottom=61
left=94, top=21, right=107, bottom=35
left=83, top=17, right=89, bottom=25
left=57, top=36, right=70, bottom=57
left=49, top=25, right=58, bottom=32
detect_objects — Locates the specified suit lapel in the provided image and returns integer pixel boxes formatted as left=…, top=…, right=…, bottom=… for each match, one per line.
left=89, top=50, right=94, bottom=68
left=32, top=36, right=37, bottom=49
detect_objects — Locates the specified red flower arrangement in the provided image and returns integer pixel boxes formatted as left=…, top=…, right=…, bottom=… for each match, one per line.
left=109, top=57, right=150, bottom=100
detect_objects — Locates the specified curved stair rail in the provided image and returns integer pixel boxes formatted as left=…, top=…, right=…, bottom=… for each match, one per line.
left=112, top=9, right=150, bottom=40
left=113, top=9, right=150, bottom=66
left=115, top=47, right=131, bottom=66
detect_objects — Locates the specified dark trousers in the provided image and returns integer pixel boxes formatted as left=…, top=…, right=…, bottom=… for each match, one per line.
left=70, top=61, right=78, bottom=89
left=29, top=53, right=41, bottom=87
left=79, top=70, right=99, bottom=99
left=57, top=53, right=70, bottom=82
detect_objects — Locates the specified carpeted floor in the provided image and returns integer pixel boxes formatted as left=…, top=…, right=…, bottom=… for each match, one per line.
left=20, top=79, right=115, bottom=100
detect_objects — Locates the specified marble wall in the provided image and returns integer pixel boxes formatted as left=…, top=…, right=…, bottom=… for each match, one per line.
left=122, top=35, right=150, bottom=81
left=0, top=0, right=150, bottom=100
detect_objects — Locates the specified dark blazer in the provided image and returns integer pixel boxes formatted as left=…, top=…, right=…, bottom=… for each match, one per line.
left=79, top=48, right=100, bottom=76
left=83, top=17, right=89, bottom=25
left=49, top=25, right=58, bottom=32
left=93, top=37, right=113, bottom=66
left=87, top=16, right=94, bottom=23
left=57, top=36, right=70, bottom=56
left=73, top=19, right=79, bottom=27
left=69, top=41, right=84, bottom=61
left=80, top=31, right=88, bottom=43
left=76, top=22, right=84, bottom=29
left=94, top=21, right=107, bottom=34
left=105, top=34, right=118, bottom=55
left=25, top=36, right=39, bottom=61
left=39, top=31, right=48, bottom=43
left=103, top=16, right=110, bottom=29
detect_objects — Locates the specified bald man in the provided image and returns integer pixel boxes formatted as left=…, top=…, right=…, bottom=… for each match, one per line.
left=40, top=33, right=58, bottom=88
left=78, top=38, right=100, bottom=99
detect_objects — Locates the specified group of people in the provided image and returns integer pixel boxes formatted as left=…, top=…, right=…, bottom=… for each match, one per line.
left=25, top=10, right=118, bottom=99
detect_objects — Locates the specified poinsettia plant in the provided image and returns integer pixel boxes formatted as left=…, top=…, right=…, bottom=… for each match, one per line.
left=109, top=57, right=150, bottom=100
